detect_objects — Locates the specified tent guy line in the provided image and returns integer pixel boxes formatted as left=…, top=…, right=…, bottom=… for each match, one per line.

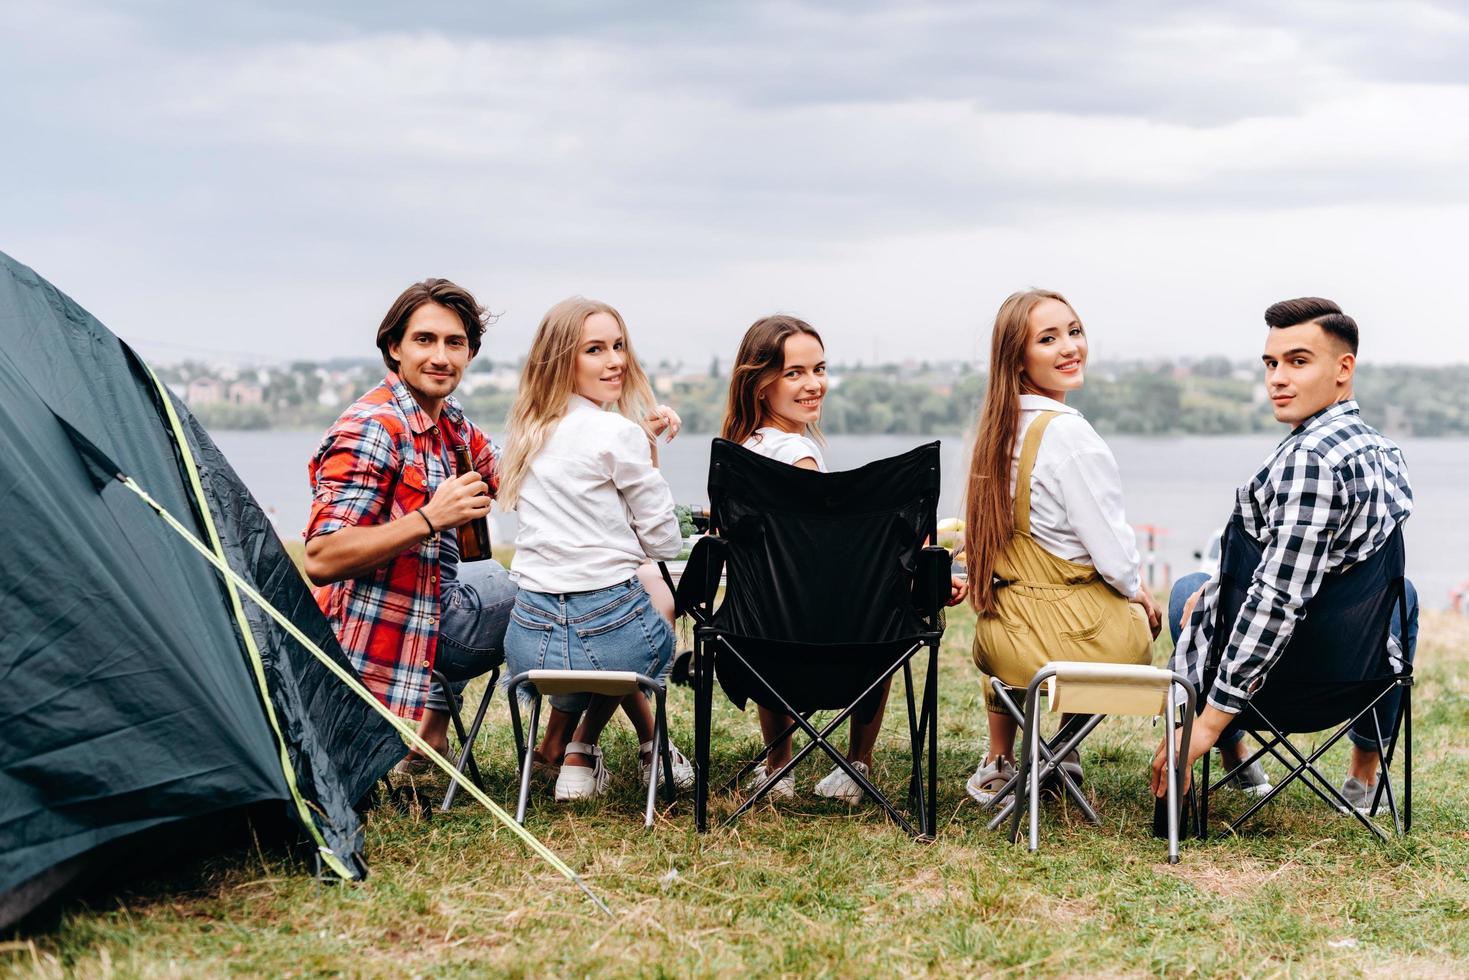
left=143, top=360, right=358, bottom=882
left=110, top=468, right=613, bottom=918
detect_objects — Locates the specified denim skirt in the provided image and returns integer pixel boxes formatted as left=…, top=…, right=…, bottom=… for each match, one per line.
left=504, top=578, right=674, bottom=711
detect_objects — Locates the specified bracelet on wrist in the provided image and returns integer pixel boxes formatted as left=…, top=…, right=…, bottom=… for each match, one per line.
left=416, top=508, right=437, bottom=536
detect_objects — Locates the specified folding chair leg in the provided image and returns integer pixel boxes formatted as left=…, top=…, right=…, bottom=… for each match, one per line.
left=441, top=667, right=497, bottom=811
left=1198, top=748, right=1210, bottom=841
left=659, top=691, right=677, bottom=808
left=514, top=695, right=542, bottom=825
left=925, top=640, right=939, bottom=839
left=988, top=715, right=1103, bottom=831
left=1165, top=708, right=1179, bottom=863
left=1404, top=686, right=1412, bottom=833
left=718, top=711, right=813, bottom=796
left=1009, top=684, right=1043, bottom=847
left=1164, top=685, right=1194, bottom=864
left=902, top=660, right=923, bottom=823
left=1230, top=713, right=1388, bottom=842
left=1369, top=710, right=1401, bottom=834
left=694, top=638, right=713, bottom=833
left=431, top=669, right=483, bottom=792
left=717, top=637, right=922, bottom=835
left=644, top=687, right=664, bottom=830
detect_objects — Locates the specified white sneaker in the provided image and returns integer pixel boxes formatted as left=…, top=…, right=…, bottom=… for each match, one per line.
left=1337, top=775, right=1378, bottom=817
left=1223, top=758, right=1273, bottom=799
left=640, top=740, right=696, bottom=790
left=554, top=741, right=610, bottom=801
left=745, top=767, right=797, bottom=801
left=813, top=761, right=870, bottom=804
left=965, top=756, right=1017, bottom=807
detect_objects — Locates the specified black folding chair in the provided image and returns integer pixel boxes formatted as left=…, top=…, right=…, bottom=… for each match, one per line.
left=433, top=667, right=498, bottom=811
left=1197, top=516, right=1412, bottom=840
left=677, top=439, right=951, bottom=838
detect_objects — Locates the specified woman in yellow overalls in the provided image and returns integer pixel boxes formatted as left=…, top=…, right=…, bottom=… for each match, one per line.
left=961, top=289, right=1163, bottom=804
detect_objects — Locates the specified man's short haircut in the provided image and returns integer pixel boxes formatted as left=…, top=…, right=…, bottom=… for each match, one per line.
left=1264, top=297, right=1358, bottom=355
left=376, top=278, right=489, bottom=371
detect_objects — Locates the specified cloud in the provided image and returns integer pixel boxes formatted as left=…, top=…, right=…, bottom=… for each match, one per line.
left=1, top=0, right=1466, bottom=366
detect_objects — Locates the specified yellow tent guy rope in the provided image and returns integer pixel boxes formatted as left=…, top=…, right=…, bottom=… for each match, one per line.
left=144, top=365, right=355, bottom=880
left=116, top=472, right=611, bottom=916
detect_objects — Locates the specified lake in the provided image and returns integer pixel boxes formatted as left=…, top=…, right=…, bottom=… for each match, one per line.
left=215, top=429, right=1469, bottom=609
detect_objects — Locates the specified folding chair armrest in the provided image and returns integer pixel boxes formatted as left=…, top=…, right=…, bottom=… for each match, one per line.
left=914, top=546, right=952, bottom=619
left=675, top=535, right=728, bottom=622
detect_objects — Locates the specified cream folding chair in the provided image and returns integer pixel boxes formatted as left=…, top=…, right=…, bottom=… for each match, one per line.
left=505, top=669, right=676, bottom=830
left=1009, top=662, right=1196, bottom=863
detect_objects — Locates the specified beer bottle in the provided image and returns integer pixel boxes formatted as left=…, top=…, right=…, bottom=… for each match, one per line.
left=451, top=445, right=492, bottom=562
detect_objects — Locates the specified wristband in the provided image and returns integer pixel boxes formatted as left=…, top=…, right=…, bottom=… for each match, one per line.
left=416, top=508, right=437, bottom=536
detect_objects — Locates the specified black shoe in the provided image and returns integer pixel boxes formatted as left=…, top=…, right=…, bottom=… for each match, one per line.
left=1040, top=751, right=1083, bottom=800
left=669, top=649, right=693, bottom=686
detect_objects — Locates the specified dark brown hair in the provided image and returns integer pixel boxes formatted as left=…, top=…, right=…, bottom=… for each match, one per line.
left=376, top=278, right=490, bottom=371
left=720, top=314, right=825, bottom=446
left=1264, top=297, right=1358, bottom=354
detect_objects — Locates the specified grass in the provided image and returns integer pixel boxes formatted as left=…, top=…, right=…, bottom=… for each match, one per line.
left=7, top=609, right=1469, bottom=978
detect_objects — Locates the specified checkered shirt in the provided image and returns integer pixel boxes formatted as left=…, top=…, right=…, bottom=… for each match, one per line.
left=1171, top=400, right=1413, bottom=713
left=306, top=373, right=499, bottom=720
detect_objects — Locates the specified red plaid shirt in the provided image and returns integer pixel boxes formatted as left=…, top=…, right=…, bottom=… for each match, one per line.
left=306, top=373, right=498, bottom=720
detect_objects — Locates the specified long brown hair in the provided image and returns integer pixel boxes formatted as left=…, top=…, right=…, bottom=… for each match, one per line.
left=498, top=297, right=656, bottom=509
left=963, top=289, right=1080, bottom=614
left=720, top=314, right=826, bottom=445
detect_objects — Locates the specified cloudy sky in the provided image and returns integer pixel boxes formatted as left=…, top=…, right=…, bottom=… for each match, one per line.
left=3, top=0, right=1467, bottom=369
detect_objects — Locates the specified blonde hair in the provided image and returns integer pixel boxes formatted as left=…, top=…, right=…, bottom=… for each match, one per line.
left=962, top=289, right=1080, bottom=614
left=497, top=297, right=657, bottom=509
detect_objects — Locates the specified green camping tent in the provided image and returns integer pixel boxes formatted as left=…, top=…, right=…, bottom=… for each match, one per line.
left=0, top=251, right=405, bottom=928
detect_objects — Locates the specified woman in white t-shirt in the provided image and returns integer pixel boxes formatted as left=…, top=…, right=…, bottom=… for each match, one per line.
left=719, top=315, right=967, bottom=803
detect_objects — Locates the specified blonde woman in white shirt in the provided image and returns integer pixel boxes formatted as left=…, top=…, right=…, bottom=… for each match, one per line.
left=499, top=298, right=693, bottom=801
left=721, top=315, right=967, bottom=802
left=961, top=289, right=1163, bottom=805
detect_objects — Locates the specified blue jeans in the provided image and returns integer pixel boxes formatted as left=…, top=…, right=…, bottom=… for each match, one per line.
left=504, top=578, right=674, bottom=713
left=425, top=559, right=518, bottom=713
left=1167, top=572, right=1419, bottom=753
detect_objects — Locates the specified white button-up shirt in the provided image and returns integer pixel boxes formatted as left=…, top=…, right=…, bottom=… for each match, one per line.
left=510, top=394, right=683, bottom=594
left=1011, top=394, right=1142, bottom=598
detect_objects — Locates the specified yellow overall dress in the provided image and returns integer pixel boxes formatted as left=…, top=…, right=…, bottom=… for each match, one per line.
left=973, top=411, right=1152, bottom=711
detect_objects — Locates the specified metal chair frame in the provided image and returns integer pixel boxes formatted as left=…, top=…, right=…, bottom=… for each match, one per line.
left=983, top=678, right=1103, bottom=831
left=1198, top=676, right=1413, bottom=842
left=505, top=669, right=676, bottom=830
left=691, top=630, right=942, bottom=838
left=432, top=667, right=499, bottom=811
left=1003, top=663, right=1197, bottom=863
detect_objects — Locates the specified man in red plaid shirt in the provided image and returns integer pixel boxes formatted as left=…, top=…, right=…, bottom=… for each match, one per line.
left=305, top=279, right=516, bottom=774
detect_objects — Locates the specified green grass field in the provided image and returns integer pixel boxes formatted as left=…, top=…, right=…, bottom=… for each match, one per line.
left=7, top=609, right=1469, bottom=978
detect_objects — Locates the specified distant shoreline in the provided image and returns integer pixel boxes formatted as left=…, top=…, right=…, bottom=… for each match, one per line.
left=175, top=357, right=1469, bottom=439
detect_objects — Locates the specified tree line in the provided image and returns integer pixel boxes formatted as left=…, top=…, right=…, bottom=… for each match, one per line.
left=166, top=358, right=1469, bottom=437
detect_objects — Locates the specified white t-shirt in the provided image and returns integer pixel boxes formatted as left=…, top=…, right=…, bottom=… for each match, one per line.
left=742, top=427, right=827, bottom=472
left=1011, top=394, right=1142, bottom=597
left=511, top=395, right=683, bottom=593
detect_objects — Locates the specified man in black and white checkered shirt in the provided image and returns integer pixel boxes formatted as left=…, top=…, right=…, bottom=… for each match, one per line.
left=1152, top=298, right=1418, bottom=813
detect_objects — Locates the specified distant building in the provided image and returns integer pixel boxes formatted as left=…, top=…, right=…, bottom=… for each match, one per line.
left=228, top=381, right=264, bottom=406
left=186, top=377, right=226, bottom=405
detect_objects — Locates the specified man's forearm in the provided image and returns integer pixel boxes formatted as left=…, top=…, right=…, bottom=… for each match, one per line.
left=305, top=512, right=432, bottom=585
left=1191, top=704, right=1237, bottom=756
